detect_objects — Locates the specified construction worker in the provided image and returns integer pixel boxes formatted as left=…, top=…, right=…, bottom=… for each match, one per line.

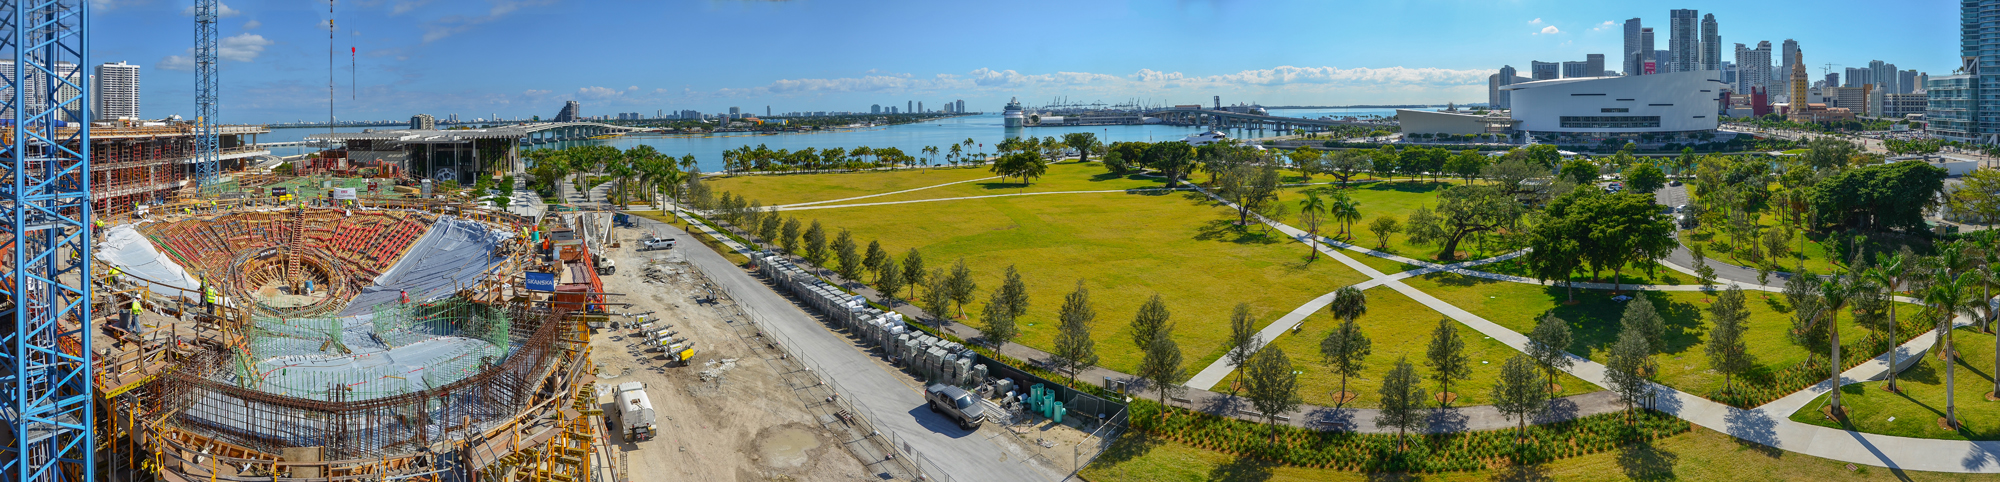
left=106, top=266, right=121, bottom=285
left=400, top=289, right=409, bottom=304
left=203, top=285, right=219, bottom=315
left=122, top=297, right=140, bottom=331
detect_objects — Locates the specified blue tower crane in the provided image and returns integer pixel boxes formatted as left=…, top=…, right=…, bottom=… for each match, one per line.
left=0, top=0, right=96, bottom=480
left=192, top=0, right=218, bottom=192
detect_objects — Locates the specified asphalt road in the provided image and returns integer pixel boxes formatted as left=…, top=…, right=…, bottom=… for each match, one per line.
left=629, top=215, right=1062, bottom=482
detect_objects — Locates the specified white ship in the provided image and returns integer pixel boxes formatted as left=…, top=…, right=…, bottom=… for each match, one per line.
left=1002, top=98, right=1025, bottom=128
left=1180, top=130, right=1230, bottom=146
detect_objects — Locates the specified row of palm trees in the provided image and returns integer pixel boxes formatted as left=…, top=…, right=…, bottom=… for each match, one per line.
left=1815, top=234, right=2000, bottom=429
left=715, top=139, right=988, bottom=173
left=523, top=145, right=702, bottom=209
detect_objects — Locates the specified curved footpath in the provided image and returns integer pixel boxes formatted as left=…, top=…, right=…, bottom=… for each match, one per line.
left=653, top=178, right=2000, bottom=473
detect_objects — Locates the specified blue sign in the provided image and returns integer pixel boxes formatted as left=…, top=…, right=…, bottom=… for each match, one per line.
left=525, top=272, right=556, bottom=292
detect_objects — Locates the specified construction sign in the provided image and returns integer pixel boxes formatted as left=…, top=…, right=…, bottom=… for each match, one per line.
left=525, top=272, right=556, bottom=292
left=332, top=188, right=358, bottom=200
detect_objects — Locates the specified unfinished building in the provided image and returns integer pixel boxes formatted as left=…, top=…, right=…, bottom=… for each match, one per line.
left=93, top=200, right=604, bottom=482
left=88, top=123, right=270, bottom=216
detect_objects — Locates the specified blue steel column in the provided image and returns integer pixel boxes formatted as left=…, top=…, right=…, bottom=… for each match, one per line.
left=192, top=0, right=217, bottom=192
left=1, top=0, right=94, bottom=480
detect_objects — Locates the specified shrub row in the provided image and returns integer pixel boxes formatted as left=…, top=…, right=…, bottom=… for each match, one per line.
left=1126, top=399, right=1689, bottom=473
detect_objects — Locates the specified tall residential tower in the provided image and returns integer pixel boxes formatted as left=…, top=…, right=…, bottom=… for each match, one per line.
left=1700, top=14, right=1720, bottom=71
left=1668, top=9, right=1699, bottom=73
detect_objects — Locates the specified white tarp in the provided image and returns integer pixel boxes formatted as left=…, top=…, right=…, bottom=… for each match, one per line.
left=96, top=224, right=202, bottom=297
left=340, top=216, right=512, bottom=315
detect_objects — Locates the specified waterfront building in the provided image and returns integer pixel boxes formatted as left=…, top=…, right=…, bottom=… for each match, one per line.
left=871, top=104, right=881, bottom=114
left=1700, top=14, right=1720, bottom=71
left=1500, top=70, right=1725, bottom=138
left=1531, top=61, right=1559, bottom=80
left=1669, top=9, right=1699, bottom=73
left=94, top=60, right=140, bottom=121
left=957, top=100, right=966, bottom=113
left=1927, top=74, right=1974, bottom=140
left=1397, top=109, right=1517, bottom=136
left=1585, top=54, right=1605, bottom=77
left=1624, top=18, right=1644, bottom=76
left=410, top=114, right=436, bottom=130
left=554, top=101, right=581, bottom=122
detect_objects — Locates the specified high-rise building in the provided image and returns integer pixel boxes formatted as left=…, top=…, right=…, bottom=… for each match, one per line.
left=957, top=100, right=966, bottom=113
left=728, top=106, right=741, bottom=118
left=918, top=101, right=924, bottom=113
left=872, top=104, right=882, bottom=114
left=1929, top=74, right=1974, bottom=139
left=1623, top=18, right=1644, bottom=76
left=1654, top=50, right=1670, bottom=72
left=1825, top=73, right=1839, bottom=88
left=1733, top=41, right=1771, bottom=95
left=1915, top=72, right=1929, bottom=93
left=1869, top=61, right=1898, bottom=94
left=93, top=61, right=139, bottom=121
left=1779, top=39, right=1799, bottom=95
left=1641, top=29, right=1657, bottom=73
left=554, top=101, right=581, bottom=122
left=1561, top=61, right=1588, bottom=78
left=1669, top=9, right=1699, bottom=73
left=1786, top=49, right=1811, bottom=120
left=1530, top=61, right=1559, bottom=80
left=907, top=101, right=913, bottom=113
left=410, top=114, right=436, bottom=130
left=1722, top=61, right=1736, bottom=86
left=1584, top=54, right=1605, bottom=77
left=1899, top=70, right=1918, bottom=94
left=1700, top=14, right=1720, bottom=71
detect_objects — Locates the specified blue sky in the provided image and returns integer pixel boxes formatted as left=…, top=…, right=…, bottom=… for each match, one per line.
left=90, top=0, right=1961, bottom=123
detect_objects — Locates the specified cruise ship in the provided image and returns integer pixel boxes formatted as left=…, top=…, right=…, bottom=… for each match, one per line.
left=1003, top=98, right=1025, bottom=128
left=1180, top=130, right=1230, bottom=146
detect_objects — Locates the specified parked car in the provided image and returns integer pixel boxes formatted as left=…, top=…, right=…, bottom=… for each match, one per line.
left=924, top=384, right=985, bottom=431
left=641, top=236, right=676, bottom=250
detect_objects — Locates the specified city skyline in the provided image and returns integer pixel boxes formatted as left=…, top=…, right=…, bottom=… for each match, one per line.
left=89, top=0, right=1962, bottom=123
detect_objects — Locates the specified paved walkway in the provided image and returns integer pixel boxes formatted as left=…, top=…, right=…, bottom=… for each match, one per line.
left=779, top=175, right=1000, bottom=208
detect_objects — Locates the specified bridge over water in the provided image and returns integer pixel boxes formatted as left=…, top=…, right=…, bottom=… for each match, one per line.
left=1145, top=107, right=1397, bottom=135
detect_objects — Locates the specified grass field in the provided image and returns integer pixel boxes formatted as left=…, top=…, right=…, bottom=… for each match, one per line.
left=780, top=190, right=1370, bottom=375
left=1268, top=180, right=1519, bottom=265
left=1077, top=428, right=1990, bottom=482
left=1790, top=329, right=2000, bottom=441
left=856, top=162, right=1171, bottom=204
left=1683, top=212, right=1856, bottom=276
left=1211, top=287, right=1595, bottom=408
left=1401, top=272, right=1902, bottom=398
left=1478, top=258, right=1695, bottom=287
left=704, top=166, right=995, bottom=206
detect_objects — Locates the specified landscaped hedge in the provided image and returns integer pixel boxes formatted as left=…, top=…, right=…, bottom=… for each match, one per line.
left=1707, top=329, right=1908, bottom=408
left=1127, top=399, right=1689, bottom=472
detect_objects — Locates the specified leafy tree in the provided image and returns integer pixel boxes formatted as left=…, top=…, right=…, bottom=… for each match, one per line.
left=1574, top=192, right=1678, bottom=291
left=1623, top=162, right=1667, bottom=194
left=1242, top=347, right=1301, bottom=443
left=1481, top=156, right=1543, bottom=195
left=1528, top=314, right=1574, bottom=394
left=1130, top=294, right=1172, bottom=352
left=947, top=259, right=977, bottom=318
left=1326, top=150, right=1372, bottom=185
left=833, top=229, right=863, bottom=282
left=757, top=214, right=781, bottom=250
left=1368, top=215, right=1401, bottom=250
left=1369, top=146, right=1401, bottom=180
left=780, top=216, right=802, bottom=255
left=863, top=240, right=888, bottom=282
left=1051, top=280, right=1099, bottom=384
left=1620, top=294, right=1667, bottom=355
left=1425, top=318, right=1471, bottom=406
left=1320, top=288, right=1371, bottom=407
left=1138, top=329, right=1186, bottom=406
left=1605, top=324, right=1655, bottom=417
left=1522, top=144, right=1561, bottom=167
left=1062, top=132, right=1100, bottom=163
left=979, top=298, right=1018, bottom=350
left=1560, top=158, right=1598, bottom=185
left=1490, top=354, right=1549, bottom=442
left=1446, top=149, right=1488, bottom=185
left=1219, top=157, right=1282, bottom=227
left=1705, top=285, right=1754, bottom=394
left=1404, top=185, right=1522, bottom=261
left=1808, top=161, right=1947, bottom=233
left=999, top=265, right=1030, bottom=318
left=1288, top=146, right=1322, bottom=180
left=1526, top=194, right=1590, bottom=301
left=802, top=220, right=828, bottom=269
left=1145, top=142, right=1196, bottom=187
left=1948, top=167, right=2000, bottom=224
left=1375, top=357, right=1430, bottom=450
left=921, top=268, right=953, bottom=325
left=902, top=248, right=926, bottom=300
left=1225, top=302, right=1264, bottom=392
left=876, top=257, right=904, bottom=305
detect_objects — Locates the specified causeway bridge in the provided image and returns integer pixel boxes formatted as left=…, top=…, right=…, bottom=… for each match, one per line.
left=1145, top=107, right=1397, bottom=134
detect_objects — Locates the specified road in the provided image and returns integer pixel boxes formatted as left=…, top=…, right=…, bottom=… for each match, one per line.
left=629, top=214, right=1064, bottom=482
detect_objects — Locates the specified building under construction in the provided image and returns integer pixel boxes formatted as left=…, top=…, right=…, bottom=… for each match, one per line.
left=91, top=196, right=612, bottom=482
left=86, top=122, right=270, bottom=216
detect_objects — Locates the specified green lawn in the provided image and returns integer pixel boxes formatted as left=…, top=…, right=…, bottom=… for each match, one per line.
left=1079, top=428, right=1988, bottom=482
left=783, top=190, right=1370, bottom=375
left=1212, top=287, right=1594, bottom=408
left=1479, top=258, right=1695, bottom=287
left=1684, top=211, right=1855, bottom=276
left=1401, top=272, right=1908, bottom=400
left=1790, top=329, right=2000, bottom=441
left=704, top=166, right=995, bottom=206
left=857, top=162, right=1170, bottom=204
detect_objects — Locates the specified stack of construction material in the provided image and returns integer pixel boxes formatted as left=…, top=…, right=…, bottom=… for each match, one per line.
left=754, top=253, right=983, bottom=387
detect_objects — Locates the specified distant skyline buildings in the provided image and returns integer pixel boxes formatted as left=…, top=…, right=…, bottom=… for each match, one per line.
left=1668, top=9, right=1698, bottom=73
left=1700, top=13, right=1720, bottom=72
left=1623, top=18, right=1644, bottom=77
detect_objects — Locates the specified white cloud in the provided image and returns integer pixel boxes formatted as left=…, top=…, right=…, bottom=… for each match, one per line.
left=423, top=0, right=556, bottom=42
left=577, top=86, right=625, bottom=99
left=1593, top=21, right=1615, bottom=31
left=157, top=55, right=195, bottom=72
left=522, top=89, right=551, bottom=96
left=181, top=1, right=241, bottom=17
left=721, top=65, right=1488, bottom=101
left=391, top=0, right=430, bottom=15
left=242, top=19, right=260, bottom=29
left=219, top=33, right=273, bottom=62
left=1528, top=18, right=1542, bottom=24
left=1537, top=25, right=1559, bottom=35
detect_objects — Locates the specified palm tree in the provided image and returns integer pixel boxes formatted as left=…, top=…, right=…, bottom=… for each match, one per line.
left=922, top=146, right=939, bottom=171
left=1329, top=192, right=1361, bottom=240
left=947, top=143, right=963, bottom=167
left=1816, top=274, right=1854, bottom=414
left=1298, top=193, right=1328, bottom=261
left=1921, top=267, right=1980, bottom=429
left=1863, top=253, right=1911, bottom=393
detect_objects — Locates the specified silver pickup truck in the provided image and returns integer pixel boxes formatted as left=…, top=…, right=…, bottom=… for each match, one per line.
left=924, top=384, right=985, bottom=431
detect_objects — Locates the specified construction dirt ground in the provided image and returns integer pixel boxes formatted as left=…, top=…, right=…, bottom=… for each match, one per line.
left=586, top=224, right=901, bottom=482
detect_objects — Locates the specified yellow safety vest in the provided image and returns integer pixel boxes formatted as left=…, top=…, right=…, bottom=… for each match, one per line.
left=129, top=300, right=141, bottom=315
left=204, top=288, right=219, bottom=304
left=108, top=267, right=121, bottom=277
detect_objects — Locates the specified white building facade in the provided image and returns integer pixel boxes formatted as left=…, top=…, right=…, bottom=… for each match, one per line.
left=94, top=61, right=140, bottom=121
left=1501, top=70, right=1725, bottom=136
